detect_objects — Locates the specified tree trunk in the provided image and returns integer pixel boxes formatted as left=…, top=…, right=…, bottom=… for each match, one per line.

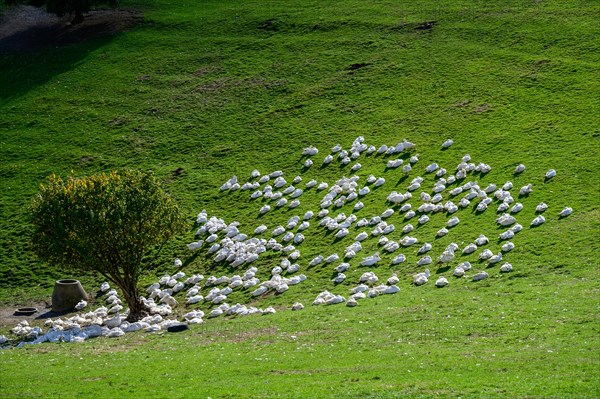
left=120, top=284, right=149, bottom=322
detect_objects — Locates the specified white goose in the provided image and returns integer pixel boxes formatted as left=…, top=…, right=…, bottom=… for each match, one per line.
left=531, top=215, right=545, bottom=226
left=435, top=276, right=449, bottom=288
left=391, top=254, right=406, bottom=264
left=559, top=207, right=573, bottom=217
left=514, top=164, right=525, bottom=174
left=360, top=252, right=381, bottom=266
left=413, top=269, right=430, bottom=286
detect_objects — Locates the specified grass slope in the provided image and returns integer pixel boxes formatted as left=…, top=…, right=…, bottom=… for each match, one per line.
left=0, top=0, right=599, bottom=397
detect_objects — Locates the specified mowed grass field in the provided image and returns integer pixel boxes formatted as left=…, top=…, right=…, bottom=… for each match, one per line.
left=0, top=0, right=599, bottom=397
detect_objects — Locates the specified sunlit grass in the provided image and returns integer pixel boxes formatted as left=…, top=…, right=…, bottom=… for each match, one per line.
left=0, top=0, right=598, bottom=397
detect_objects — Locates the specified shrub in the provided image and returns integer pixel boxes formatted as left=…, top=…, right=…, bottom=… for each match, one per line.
left=30, top=170, right=185, bottom=321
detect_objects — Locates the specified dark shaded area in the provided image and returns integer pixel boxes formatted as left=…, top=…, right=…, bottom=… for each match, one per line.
left=435, top=265, right=450, bottom=274
left=35, top=308, right=65, bottom=319
left=348, top=62, right=370, bottom=71
left=414, top=21, right=437, bottom=31
left=167, top=324, right=189, bottom=333
left=388, top=20, right=437, bottom=33
left=0, top=5, right=143, bottom=54
left=258, top=18, right=279, bottom=31
left=172, top=167, right=185, bottom=177
left=0, top=5, right=143, bottom=103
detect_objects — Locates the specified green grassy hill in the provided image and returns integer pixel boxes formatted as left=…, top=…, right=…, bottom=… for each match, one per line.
left=0, top=0, right=599, bottom=397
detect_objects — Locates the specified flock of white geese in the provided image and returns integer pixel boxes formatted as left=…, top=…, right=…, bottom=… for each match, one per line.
left=2, top=136, right=573, bottom=347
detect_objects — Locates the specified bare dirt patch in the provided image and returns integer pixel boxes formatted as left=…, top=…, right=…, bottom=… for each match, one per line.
left=453, top=99, right=472, bottom=108
left=533, top=59, right=550, bottom=67
left=192, top=66, right=221, bottom=77
left=0, top=5, right=143, bottom=54
left=475, top=103, right=491, bottom=113
left=0, top=301, right=50, bottom=330
left=195, top=77, right=231, bottom=93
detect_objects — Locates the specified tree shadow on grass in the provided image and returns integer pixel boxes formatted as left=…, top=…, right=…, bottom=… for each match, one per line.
left=0, top=5, right=143, bottom=102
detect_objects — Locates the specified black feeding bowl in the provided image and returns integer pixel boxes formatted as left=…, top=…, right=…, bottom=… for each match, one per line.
left=14, top=307, right=38, bottom=316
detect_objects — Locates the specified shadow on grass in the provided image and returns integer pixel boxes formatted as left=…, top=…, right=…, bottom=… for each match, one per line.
left=0, top=6, right=143, bottom=102
left=0, top=41, right=110, bottom=102
left=435, top=265, right=450, bottom=274
left=394, top=175, right=409, bottom=186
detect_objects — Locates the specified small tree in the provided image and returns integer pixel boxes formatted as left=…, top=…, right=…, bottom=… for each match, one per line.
left=30, top=170, right=185, bottom=321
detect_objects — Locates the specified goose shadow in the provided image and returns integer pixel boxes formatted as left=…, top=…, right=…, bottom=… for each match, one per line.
left=182, top=251, right=202, bottom=268
left=330, top=270, right=344, bottom=282
left=414, top=221, right=428, bottom=229
left=435, top=265, right=451, bottom=274
left=394, top=175, right=409, bottom=187
left=322, top=229, right=335, bottom=238
left=296, top=153, right=310, bottom=162
left=343, top=253, right=356, bottom=262
left=471, top=207, right=487, bottom=216
left=332, top=235, right=348, bottom=244
left=35, top=308, right=70, bottom=320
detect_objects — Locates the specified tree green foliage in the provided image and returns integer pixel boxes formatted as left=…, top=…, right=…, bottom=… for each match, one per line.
left=30, top=170, right=185, bottom=320
left=4, top=0, right=118, bottom=23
